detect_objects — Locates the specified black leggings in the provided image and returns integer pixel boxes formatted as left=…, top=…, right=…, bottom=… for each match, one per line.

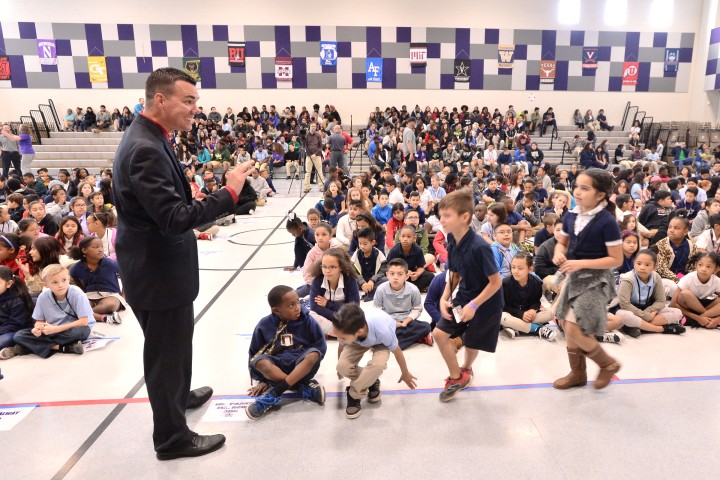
left=236, top=200, right=257, bottom=215
left=1, top=152, right=22, bottom=178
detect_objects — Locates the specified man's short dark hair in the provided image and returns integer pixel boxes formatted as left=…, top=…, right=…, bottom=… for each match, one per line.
left=267, top=285, right=294, bottom=308
left=145, top=68, right=196, bottom=107
left=331, top=304, right=368, bottom=335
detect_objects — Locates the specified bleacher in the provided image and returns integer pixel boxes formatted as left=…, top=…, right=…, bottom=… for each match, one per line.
left=33, top=131, right=122, bottom=173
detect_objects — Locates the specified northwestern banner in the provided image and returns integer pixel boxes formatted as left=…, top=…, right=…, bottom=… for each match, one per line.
left=582, top=47, right=598, bottom=69
left=366, top=58, right=383, bottom=83
left=275, top=56, right=293, bottom=81
left=0, top=56, right=10, bottom=80
left=37, top=39, right=57, bottom=66
left=183, top=57, right=201, bottom=82
left=540, top=60, right=556, bottom=84
left=320, top=41, right=337, bottom=66
left=88, top=56, right=107, bottom=83
left=454, top=59, right=470, bottom=82
left=498, top=44, right=515, bottom=69
left=410, top=43, right=427, bottom=67
left=622, top=61, right=639, bottom=86
left=228, top=42, right=246, bottom=67
left=665, top=48, right=679, bottom=73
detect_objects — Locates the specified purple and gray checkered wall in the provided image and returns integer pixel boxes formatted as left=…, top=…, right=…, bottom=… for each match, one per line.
left=706, top=27, right=720, bottom=90
left=0, top=22, right=694, bottom=92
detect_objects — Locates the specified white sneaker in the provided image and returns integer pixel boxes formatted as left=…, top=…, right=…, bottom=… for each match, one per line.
left=597, top=331, right=624, bottom=344
left=538, top=325, right=558, bottom=342
left=502, top=327, right=517, bottom=339
left=105, top=312, right=122, bottom=325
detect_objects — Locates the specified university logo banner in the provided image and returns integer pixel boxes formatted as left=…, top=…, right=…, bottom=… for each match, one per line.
left=0, top=56, right=10, bottom=80
left=665, top=48, right=679, bottom=73
left=37, top=39, right=57, bottom=66
left=183, top=57, right=201, bottom=82
left=498, top=44, right=515, bottom=69
left=454, top=59, right=470, bottom=82
left=622, top=62, right=639, bottom=86
left=88, top=56, right=107, bottom=83
left=228, top=42, right=245, bottom=67
left=366, top=58, right=383, bottom=83
left=410, top=43, right=427, bottom=67
left=582, top=47, right=598, bottom=69
left=320, top=41, right=337, bottom=66
left=540, top=60, right=556, bottom=84
left=275, top=56, right=293, bottom=81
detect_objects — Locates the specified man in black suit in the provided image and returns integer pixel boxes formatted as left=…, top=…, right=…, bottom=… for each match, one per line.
left=113, top=68, right=254, bottom=460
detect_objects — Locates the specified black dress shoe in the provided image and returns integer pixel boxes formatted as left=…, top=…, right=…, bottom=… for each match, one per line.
left=156, top=434, right=226, bottom=461
left=187, top=386, right=213, bottom=409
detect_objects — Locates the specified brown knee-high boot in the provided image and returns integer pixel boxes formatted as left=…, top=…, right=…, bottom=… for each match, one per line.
left=586, top=345, right=621, bottom=389
left=553, top=347, right=587, bottom=389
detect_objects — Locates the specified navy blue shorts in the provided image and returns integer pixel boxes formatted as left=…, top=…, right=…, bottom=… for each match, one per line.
left=250, top=349, right=322, bottom=386
left=435, top=309, right=502, bottom=353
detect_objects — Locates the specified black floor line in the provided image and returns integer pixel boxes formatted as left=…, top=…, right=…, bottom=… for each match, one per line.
left=51, top=192, right=308, bottom=480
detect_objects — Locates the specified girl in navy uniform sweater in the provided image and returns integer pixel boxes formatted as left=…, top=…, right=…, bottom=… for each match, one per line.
left=553, top=168, right=623, bottom=390
left=0, top=266, right=33, bottom=351
left=309, top=248, right=360, bottom=337
left=283, top=213, right=315, bottom=272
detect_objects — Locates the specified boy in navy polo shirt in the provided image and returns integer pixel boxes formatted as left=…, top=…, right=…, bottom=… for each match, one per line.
left=350, top=228, right=388, bottom=302
left=482, top=177, right=504, bottom=204
left=386, top=226, right=435, bottom=292
left=433, top=189, right=503, bottom=402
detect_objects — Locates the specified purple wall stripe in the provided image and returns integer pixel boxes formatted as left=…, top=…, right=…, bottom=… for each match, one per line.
left=597, top=46, right=612, bottom=62
left=570, top=30, right=584, bottom=46
left=383, top=58, right=396, bottom=89
left=427, top=43, right=441, bottom=58
left=514, top=44, right=527, bottom=60
left=106, top=56, right=123, bottom=88
left=244, top=41, right=260, bottom=57
left=212, top=25, right=228, bottom=42
left=74, top=72, right=91, bottom=89
left=653, top=32, right=667, bottom=48
left=261, top=72, right=276, bottom=89
left=366, top=26, right=381, bottom=56
left=715, top=75, right=720, bottom=90
left=396, top=27, right=411, bottom=43
left=292, top=57, right=307, bottom=88
left=305, top=26, right=320, bottom=42
left=55, top=39, right=72, bottom=56
left=85, top=24, right=104, bottom=55
left=608, top=76, right=622, bottom=91
left=180, top=25, right=199, bottom=56
left=636, top=62, right=651, bottom=91
left=469, top=59, right=483, bottom=89
left=455, top=28, right=470, bottom=59
left=440, top=73, right=454, bottom=89
left=136, top=57, right=154, bottom=74
left=554, top=60, right=569, bottom=90
left=525, top=75, right=540, bottom=91
left=711, top=27, right=720, bottom=45
left=337, top=42, right=351, bottom=57
left=274, top=26, right=290, bottom=55
left=9, top=55, right=28, bottom=88
left=18, top=22, right=37, bottom=40
left=351, top=72, right=366, bottom=89
left=679, top=47, right=693, bottom=62
left=150, top=40, right=167, bottom=57
left=117, top=24, right=134, bottom=41
left=541, top=30, right=556, bottom=59
left=321, top=65, right=336, bottom=74
left=41, top=64, right=58, bottom=73
left=200, top=57, right=216, bottom=88
left=625, top=31, right=640, bottom=61
left=485, top=29, right=499, bottom=45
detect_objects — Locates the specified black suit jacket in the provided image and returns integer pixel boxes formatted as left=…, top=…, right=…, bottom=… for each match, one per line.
left=112, top=114, right=235, bottom=311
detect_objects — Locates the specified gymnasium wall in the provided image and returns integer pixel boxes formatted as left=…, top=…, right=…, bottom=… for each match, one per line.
left=0, top=0, right=713, bottom=127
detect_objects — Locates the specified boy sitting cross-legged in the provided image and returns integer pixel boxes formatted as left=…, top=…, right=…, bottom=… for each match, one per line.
left=373, top=258, right=433, bottom=349
left=333, top=303, right=417, bottom=419
left=350, top=227, right=388, bottom=302
left=246, top=285, right=327, bottom=420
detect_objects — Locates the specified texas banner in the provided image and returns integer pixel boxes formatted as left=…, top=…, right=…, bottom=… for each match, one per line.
left=410, top=43, right=427, bottom=67
left=622, top=61, right=639, bottom=86
left=498, top=44, right=515, bottom=69
left=0, top=56, right=10, bottom=80
left=37, top=39, right=57, bottom=66
left=275, top=56, right=293, bottom=81
left=183, top=57, right=201, bottom=82
left=88, top=56, right=107, bottom=83
left=228, top=42, right=246, bottom=67
left=582, top=47, right=598, bottom=69
left=540, top=60, right=556, bottom=84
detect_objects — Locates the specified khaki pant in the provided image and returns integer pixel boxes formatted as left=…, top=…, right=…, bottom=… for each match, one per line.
left=501, top=311, right=553, bottom=333
left=337, top=344, right=389, bottom=400
left=304, top=154, right=325, bottom=190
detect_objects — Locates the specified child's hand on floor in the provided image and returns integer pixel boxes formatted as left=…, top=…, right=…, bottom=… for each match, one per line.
left=247, top=382, right=268, bottom=397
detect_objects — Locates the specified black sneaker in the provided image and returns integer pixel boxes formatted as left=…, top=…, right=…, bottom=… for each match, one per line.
left=621, top=326, right=642, bottom=338
left=299, top=379, right=326, bottom=405
left=345, top=387, right=362, bottom=419
left=368, top=379, right=381, bottom=403
left=662, top=324, right=686, bottom=335
left=62, top=341, right=85, bottom=355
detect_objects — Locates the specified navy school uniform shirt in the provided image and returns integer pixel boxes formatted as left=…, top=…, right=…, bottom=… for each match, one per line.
left=423, top=271, right=447, bottom=325
left=349, top=229, right=385, bottom=256
left=533, top=227, right=552, bottom=247
left=248, top=306, right=327, bottom=382
left=676, top=199, right=701, bottom=220
left=502, top=275, right=542, bottom=319
left=309, top=273, right=361, bottom=320
left=446, top=230, right=504, bottom=315
left=69, top=257, right=122, bottom=293
left=560, top=207, right=622, bottom=260
left=293, top=223, right=315, bottom=269
left=483, top=188, right=504, bottom=202
left=506, top=210, right=524, bottom=226
left=0, top=289, right=32, bottom=335
left=386, top=242, right=426, bottom=272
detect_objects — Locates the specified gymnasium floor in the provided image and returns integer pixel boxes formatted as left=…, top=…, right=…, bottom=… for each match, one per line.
left=2, top=179, right=720, bottom=480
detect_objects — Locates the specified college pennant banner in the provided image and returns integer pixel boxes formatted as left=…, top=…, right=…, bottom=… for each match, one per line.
left=320, top=41, right=337, bottom=66
left=540, top=60, right=556, bottom=84
left=183, top=57, right=201, bottom=82
left=87, top=56, right=107, bottom=82
left=582, top=47, right=598, bottom=69
left=410, top=43, right=427, bottom=67
left=665, top=48, right=679, bottom=73
left=498, top=44, right=515, bottom=69
left=228, top=42, right=245, bottom=67
left=0, top=56, right=10, bottom=80
left=454, top=59, right=470, bottom=82
left=366, top=58, right=383, bottom=83
left=622, top=61, right=639, bottom=86
left=275, top=56, right=293, bottom=81
left=37, top=39, right=57, bottom=66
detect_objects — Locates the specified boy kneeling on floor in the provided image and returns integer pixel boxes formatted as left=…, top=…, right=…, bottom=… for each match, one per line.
left=333, top=303, right=417, bottom=419
left=246, top=285, right=327, bottom=420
